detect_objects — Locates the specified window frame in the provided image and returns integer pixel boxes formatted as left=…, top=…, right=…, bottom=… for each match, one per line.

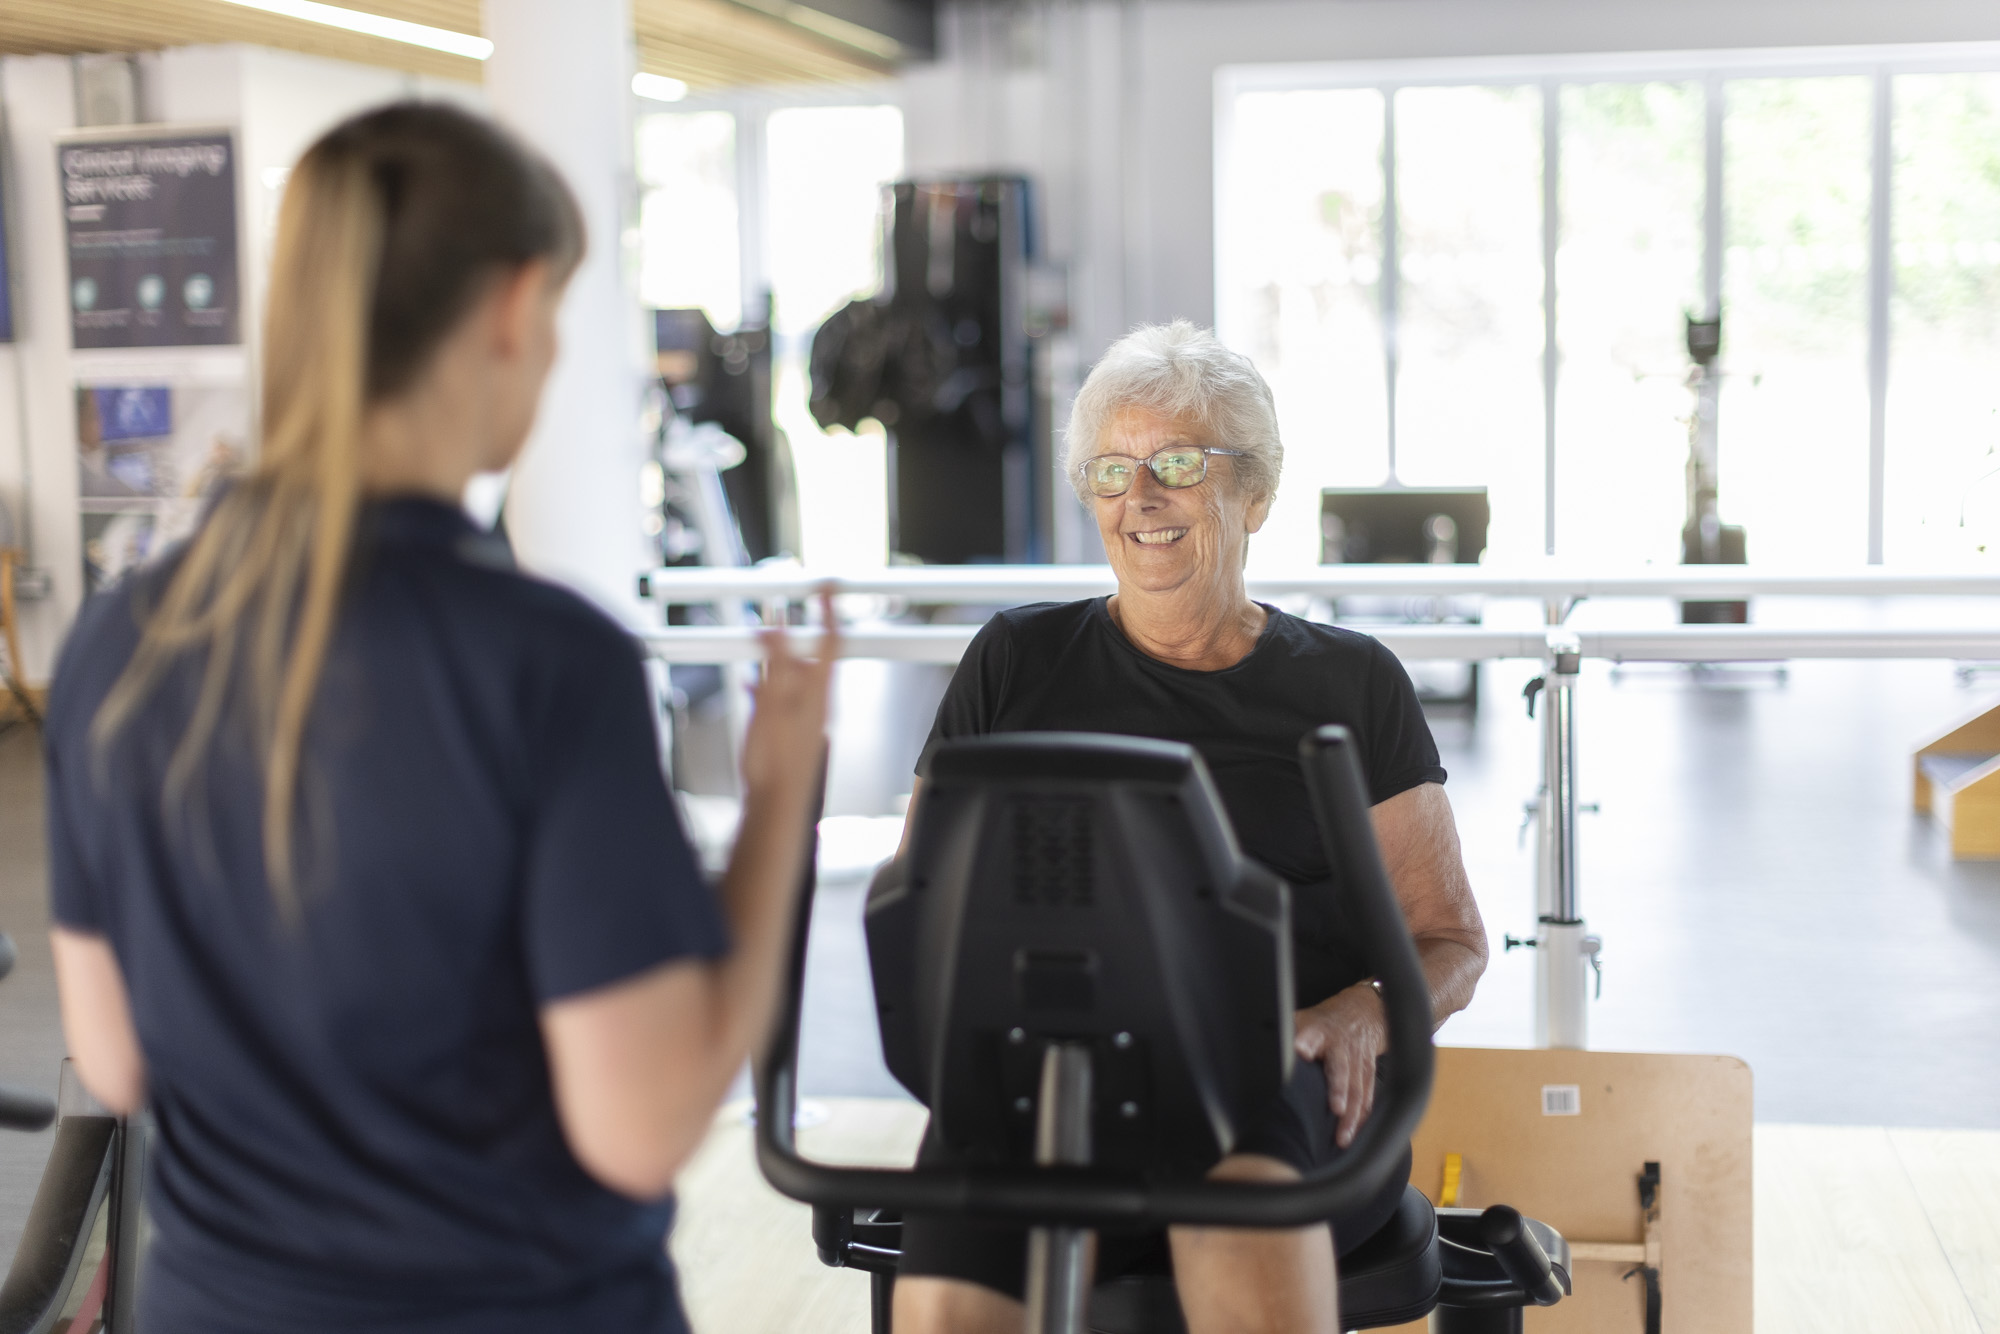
left=641, top=82, right=903, bottom=343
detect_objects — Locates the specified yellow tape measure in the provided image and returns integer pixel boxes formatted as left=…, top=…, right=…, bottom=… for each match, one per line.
left=1440, top=1152, right=1463, bottom=1207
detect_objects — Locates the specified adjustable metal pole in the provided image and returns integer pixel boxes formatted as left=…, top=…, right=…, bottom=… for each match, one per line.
left=1024, top=1043, right=1096, bottom=1334
left=1534, top=631, right=1594, bottom=1049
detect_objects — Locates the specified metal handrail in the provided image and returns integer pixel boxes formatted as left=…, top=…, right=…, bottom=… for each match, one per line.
left=640, top=563, right=2000, bottom=605
left=642, top=623, right=2000, bottom=664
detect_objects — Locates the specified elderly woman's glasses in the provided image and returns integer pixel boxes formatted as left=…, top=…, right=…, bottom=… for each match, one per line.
left=1079, top=447, right=1243, bottom=498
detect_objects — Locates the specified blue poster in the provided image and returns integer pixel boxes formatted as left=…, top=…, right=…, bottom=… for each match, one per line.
left=93, top=386, right=172, bottom=441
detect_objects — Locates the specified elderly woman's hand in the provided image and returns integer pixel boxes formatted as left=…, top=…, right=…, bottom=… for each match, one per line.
left=1293, top=982, right=1387, bottom=1150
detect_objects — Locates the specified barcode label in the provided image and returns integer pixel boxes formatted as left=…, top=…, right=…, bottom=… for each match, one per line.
left=1542, top=1084, right=1582, bottom=1116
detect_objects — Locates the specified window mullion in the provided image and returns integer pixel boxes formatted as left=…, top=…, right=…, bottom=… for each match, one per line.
left=1866, top=67, right=1893, bottom=566
left=1541, top=78, right=1561, bottom=557
left=1381, top=87, right=1400, bottom=484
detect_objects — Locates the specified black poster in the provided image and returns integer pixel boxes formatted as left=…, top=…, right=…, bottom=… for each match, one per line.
left=60, top=131, right=239, bottom=349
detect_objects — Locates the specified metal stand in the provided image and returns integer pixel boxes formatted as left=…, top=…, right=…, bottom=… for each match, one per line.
left=1023, top=1043, right=1095, bottom=1334
left=658, top=416, right=756, bottom=788
left=1527, top=633, right=1600, bottom=1050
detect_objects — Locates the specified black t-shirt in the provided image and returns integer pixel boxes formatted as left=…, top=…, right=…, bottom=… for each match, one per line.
left=45, top=498, right=727, bottom=1334
left=919, top=598, right=1445, bottom=1007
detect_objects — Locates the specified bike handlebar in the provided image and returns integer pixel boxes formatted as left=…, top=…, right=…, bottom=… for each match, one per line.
left=753, top=726, right=1435, bottom=1229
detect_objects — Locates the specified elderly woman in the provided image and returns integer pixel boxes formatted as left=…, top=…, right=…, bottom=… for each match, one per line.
left=891, top=322, right=1489, bottom=1334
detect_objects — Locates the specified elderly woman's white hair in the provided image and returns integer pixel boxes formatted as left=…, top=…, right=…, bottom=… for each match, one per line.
left=1064, top=320, right=1283, bottom=506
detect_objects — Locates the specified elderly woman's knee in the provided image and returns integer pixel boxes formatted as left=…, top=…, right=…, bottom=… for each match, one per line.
left=891, top=1275, right=1022, bottom=1334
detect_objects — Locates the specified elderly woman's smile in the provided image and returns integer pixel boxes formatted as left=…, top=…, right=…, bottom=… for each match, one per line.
left=1088, top=404, right=1271, bottom=641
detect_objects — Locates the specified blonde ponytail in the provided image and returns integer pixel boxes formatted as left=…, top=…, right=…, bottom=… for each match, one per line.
left=94, top=150, right=379, bottom=911
left=90, top=103, right=581, bottom=915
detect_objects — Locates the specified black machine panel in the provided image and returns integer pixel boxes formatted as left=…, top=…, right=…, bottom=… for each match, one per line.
left=809, top=177, right=1046, bottom=565
left=866, top=734, right=1293, bottom=1175
left=1320, top=487, right=1490, bottom=566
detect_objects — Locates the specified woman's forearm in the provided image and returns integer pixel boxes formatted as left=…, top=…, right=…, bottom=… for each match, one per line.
left=1416, top=935, right=1485, bottom=1030
left=51, top=928, right=147, bottom=1116
left=707, top=774, right=819, bottom=1072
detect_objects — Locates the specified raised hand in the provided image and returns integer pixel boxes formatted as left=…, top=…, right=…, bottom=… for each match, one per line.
left=740, top=586, right=841, bottom=797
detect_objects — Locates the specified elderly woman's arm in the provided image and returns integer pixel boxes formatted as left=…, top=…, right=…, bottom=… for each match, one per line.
left=1293, top=781, right=1487, bottom=1148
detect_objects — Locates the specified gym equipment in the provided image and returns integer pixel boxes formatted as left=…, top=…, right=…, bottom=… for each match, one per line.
left=0, top=936, right=143, bottom=1334
left=1914, top=697, right=2000, bottom=859
left=1319, top=486, right=1489, bottom=711
left=654, top=305, right=796, bottom=565
left=809, top=177, right=1046, bottom=565
left=1408, top=1046, right=1755, bottom=1334
left=1320, top=488, right=1489, bottom=568
left=755, top=728, right=1571, bottom=1333
left=1679, top=314, right=1748, bottom=625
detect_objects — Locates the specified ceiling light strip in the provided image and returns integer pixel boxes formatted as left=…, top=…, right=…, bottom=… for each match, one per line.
left=212, top=0, right=492, bottom=60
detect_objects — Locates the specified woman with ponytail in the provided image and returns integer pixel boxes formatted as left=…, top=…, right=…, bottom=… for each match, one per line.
left=43, top=103, right=835, bottom=1333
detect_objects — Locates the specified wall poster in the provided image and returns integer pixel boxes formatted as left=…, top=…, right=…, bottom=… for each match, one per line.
left=59, top=128, right=240, bottom=349
left=76, top=381, right=248, bottom=595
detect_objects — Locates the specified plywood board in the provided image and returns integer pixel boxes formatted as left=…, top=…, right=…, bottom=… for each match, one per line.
left=1378, top=1047, right=1752, bottom=1334
left=672, top=1097, right=928, bottom=1334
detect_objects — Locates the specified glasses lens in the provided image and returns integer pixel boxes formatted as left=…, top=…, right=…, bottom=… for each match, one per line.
left=1085, top=456, right=1137, bottom=496
left=1150, top=449, right=1207, bottom=488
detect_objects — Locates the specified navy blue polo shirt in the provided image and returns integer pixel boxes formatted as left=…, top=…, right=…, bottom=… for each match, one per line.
left=44, top=497, right=727, bottom=1334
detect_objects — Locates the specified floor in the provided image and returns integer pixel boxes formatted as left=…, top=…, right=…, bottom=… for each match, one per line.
left=0, top=719, right=71, bottom=1271
left=670, top=1097, right=2000, bottom=1334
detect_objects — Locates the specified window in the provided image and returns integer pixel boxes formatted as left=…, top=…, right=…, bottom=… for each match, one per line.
left=1721, top=77, right=1872, bottom=566
left=1393, top=85, right=1545, bottom=560
left=1888, top=73, right=2000, bottom=563
left=1217, top=89, right=1386, bottom=569
left=1218, top=46, right=2000, bottom=567
left=637, top=100, right=904, bottom=568
left=1555, top=82, right=1703, bottom=566
left=638, top=111, right=742, bottom=332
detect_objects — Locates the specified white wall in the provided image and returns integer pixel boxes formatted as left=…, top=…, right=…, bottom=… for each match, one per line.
left=0, top=45, right=476, bottom=682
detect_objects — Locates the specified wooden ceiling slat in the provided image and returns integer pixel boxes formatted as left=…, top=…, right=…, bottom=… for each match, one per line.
left=1, top=0, right=477, bottom=80
left=639, top=0, right=890, bottom=75
left=1, top=0, right=891, bottom=91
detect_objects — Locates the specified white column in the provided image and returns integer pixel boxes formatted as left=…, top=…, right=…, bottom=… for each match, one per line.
left=483, top=0, right=651, bottom=624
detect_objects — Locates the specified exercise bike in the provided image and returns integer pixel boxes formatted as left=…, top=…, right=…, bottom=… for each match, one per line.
left=758, top=728, right=1572, bottom=1333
